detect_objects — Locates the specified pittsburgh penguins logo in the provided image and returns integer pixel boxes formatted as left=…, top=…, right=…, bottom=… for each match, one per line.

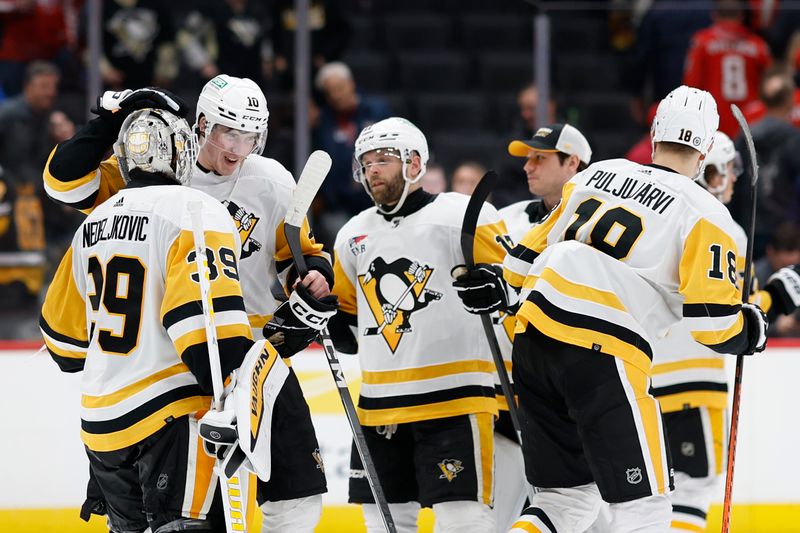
left=437, top=459, right=464, bottom=482
left=358, top=257, right=442, bottom=353
left=225, top=200, right=261, bottom=259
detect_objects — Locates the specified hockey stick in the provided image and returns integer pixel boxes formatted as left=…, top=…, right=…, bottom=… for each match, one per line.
left=188, top=201, right=251, bottom=533
left=458, top=170, right=537, bottom=504
left=283, top=150, right=397, bottom=533
left=721, top=105, right=760, bottom=533
left=363, top=280, right=417, bottom=336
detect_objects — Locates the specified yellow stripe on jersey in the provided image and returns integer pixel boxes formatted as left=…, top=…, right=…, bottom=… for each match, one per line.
left=332, top=251, right=357, bottom=315
left=43, top=152, right=124, bottom=213
left=690, top=312, right=744, bottom=346
left=658, top=391, right=728, bottom=413
left=43, top=148, right=100, bottom=193
left=651, top=358, right=725, bottom=374
left=40, top=247, right=88, bottom=357
left=81, top=362, right=192, bottom=408
left=670, top=521, right=705, bottom=532
left=172, top=324, right=253, bottom=359
left=511, top=521, right=545, bottom=533
left=476, top=412, right=495, bottom=505
left=474, top=220, right=510, bottom=265
left=679, top=218, right=742, bottom=308
left=538, top=266, right=627, bottom=312
left=357, top=397, right=498, bottom=426
left=361, top=359, right=496, bottom=385
left=247, top=313, right=273, bottom=329
left=709, top=407, right=725, bottom=476
left=81, top=395, right=211, bottom=452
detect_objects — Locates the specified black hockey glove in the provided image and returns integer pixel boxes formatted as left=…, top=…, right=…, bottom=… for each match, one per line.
left=764, top=264, right=800, bottom=316
left=263, top=283, right=339, bottom=357
left=92, top=88, right=189, bottom=130
left=741, top=303, right=768, bottom=355
left=451, top=263, right=509, bottom=315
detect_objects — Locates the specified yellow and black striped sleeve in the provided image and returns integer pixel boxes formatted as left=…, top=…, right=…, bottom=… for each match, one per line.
left=274, top=217, right=333, bottom=289
left=503, top=181, right=576, bottom=291
left=43, top=117, right=125, bottom=213
left=39, top=247, right=88, bottom=372
left=328, top=250, right=358, bottom=354
left=161, top=228, right=253, bottom=394
left=679, top=218, right=748, bottom=354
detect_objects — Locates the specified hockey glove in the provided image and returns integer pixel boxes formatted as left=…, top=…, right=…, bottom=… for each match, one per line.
left=764, top=264, right=800, bottom=316
left=263, top=283, right=339, bottom=357
left=451, top=263, right=509, bottom=314
left=92, top=88, right=189, bottom=129
left=741, top=303, right=768, bottom=355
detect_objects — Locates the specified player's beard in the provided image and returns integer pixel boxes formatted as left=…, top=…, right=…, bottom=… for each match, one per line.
left=370, top=169, right=406, bottom=207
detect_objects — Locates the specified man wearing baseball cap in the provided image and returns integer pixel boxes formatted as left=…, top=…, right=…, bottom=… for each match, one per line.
left=501, top=123, right=592, bottom=242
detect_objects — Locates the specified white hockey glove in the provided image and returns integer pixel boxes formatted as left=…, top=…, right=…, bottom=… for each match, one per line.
left=263, top=283, right=338, bottom=357
left=451, top=263, right=514, bottom=314
left=765, top=264, right=800, bottom=316
left=741, top=303, right=768, bottom=355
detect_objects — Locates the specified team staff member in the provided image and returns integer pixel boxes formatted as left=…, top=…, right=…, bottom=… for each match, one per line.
left=328, top=117, right=509, bottom=532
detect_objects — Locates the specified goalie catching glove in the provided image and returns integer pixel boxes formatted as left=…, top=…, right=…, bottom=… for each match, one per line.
left=451, top=263, right=516, bottom=314
left=764, top=264, right=800, bottom=317
left=263, top=283, right=338, bottom=357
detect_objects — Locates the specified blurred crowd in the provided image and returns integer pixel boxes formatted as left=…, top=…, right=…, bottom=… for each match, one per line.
left=2, top=0, right=800, bottom=339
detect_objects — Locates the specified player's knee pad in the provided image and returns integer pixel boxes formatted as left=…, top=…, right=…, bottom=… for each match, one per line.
left=363, top=502, right=420, bottom=533
left=432, top=500, right=494, bottom=533
left=151, top=518, right=213, bottom=532
left=512, top=484, right=604, bottom=533
left=609, top=494, right=671, bottom=533
left=260, top=494, right=322, bottom=533
left=493, top=432, right=528, bottom=533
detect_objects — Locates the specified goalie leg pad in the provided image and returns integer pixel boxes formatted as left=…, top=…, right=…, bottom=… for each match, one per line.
left=259, top=494, right=322, bottom=533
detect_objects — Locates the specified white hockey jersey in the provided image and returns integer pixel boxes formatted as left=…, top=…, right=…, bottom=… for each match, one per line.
left=40, top=184, right=253, bottom=452
left=504, top=159, right=750, bottom=376
left=332, top=192, right=508, bottom=426
left=44, top=153, right=329, bottom=339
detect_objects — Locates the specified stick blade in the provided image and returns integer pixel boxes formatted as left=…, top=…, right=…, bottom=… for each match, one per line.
left=460, top=170, right=498, bottom=267
left=730, top=104, right=758, bottom=186
left=286, top=150, right=332, bottom=228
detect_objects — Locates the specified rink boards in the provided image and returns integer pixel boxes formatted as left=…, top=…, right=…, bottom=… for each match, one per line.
left=3, top=340, right=800, bottom=532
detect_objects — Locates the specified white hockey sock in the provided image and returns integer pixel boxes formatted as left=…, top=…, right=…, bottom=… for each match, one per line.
left=260, top=494, right=321, bottom=533
left=432, top=500, right=494, bottom=533
left=609, top=494, right=671, bottom=533
left=363, top=502, right=420, bottom=533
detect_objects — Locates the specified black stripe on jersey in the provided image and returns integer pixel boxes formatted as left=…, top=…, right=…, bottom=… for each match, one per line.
left=520, top=507, right=558, bottom=533
left=275, top=257, right=294, bottom=276
left=357, top=385, right=496, bottom=411
left=494, top=383, right=516, bottom=396
left=672, top=504, right=707, bottom=520
left=651, top=381, right=728, bottom=398
left=39, top=314, right=89, bottom=348
left=46, top=349, right=86, bottom=373
left=702, top=326, right=749, bottom=356
left=682, top=303, right=741, bottom=318
left=528, top=291, right=653, bottom=360
left=181, top=336, right=252, bottom=395
left=162, top=295, right=246, bottom=329
left=510, top=243, right=540, bottom=263
left=80, top=384, right=205, bottom=434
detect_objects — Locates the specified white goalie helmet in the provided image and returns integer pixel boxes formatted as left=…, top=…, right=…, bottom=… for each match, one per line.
left=114, top=108, right=198, bottom=185
left=698, top=131, right=742, bottom=197
left=196, top=74, right=269, bottom=154
left=652, top=85, right=719, bottom=156
left=352, top=117, right=429, bottom=215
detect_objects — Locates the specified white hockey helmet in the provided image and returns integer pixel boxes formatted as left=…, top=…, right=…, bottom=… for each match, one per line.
left=114, top=108, right=198, bottom=185
left=651, top=85, right=719, bottom=156
left=352, top=117, right=429, bottom=215
left=698, top=131, right=742, bottom=198
left=196, top=74, right=269, bottom=154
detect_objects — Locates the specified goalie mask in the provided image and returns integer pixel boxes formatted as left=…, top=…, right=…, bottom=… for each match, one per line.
left=352, top=117, right=429, bottom=215
left=114, top=108, right=198, bottom=185
left=196, top=74, right=269, bottom=156
left=698, top=131, right=743, bottom=201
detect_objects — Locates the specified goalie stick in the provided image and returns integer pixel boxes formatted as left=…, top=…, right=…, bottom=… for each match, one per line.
left=458, top=170, right=537, bottom=504
left=283, top=150, right=397, bottom=533
left=188, top=201, right=251, bottom=533
left=721, top=104, right=760, bottom=533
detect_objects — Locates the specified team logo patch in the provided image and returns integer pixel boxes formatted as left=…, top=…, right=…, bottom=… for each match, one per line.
left=225, top=200, right=261, bottom=259
left=357, top=256, right=442, bottom=353
left=534, top=127, right=552, bottom=138
left=156, top=473, right=169, bottom=490
left=349, top=235, right=368, bottom=256
left=438, top=459, right=464, bottom=482
left=312, top=448, right=325, bottom=473
left=626, top=467, right=642, bottom=485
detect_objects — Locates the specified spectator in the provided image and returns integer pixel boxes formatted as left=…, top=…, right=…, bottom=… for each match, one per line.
left=683, top=0, right=772, bottom=137
left=730, top=67, right=798, bottom=257
left=420, top=163, right=447, bottom=194
left=99, top=0, right=178, bottom=89
left=178, top=0, right=270, bottom=85
left=754, top=223, right=800, bottom=337
left=451, top=161, right=486, bottom=196
left=496, top=84, right=557, bottom=208
left=0, top=0, right=79, bottom=97
left=312, top=61, right=391, bottom=247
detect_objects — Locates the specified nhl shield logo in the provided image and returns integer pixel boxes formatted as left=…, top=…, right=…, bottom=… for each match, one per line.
left=681, top=441, right=695, bottom=457
left=156, top=473, right=169, bottom=490
left=626, top=467, right=642, bottom=485
left=438, top=459, right=464, bottom=482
